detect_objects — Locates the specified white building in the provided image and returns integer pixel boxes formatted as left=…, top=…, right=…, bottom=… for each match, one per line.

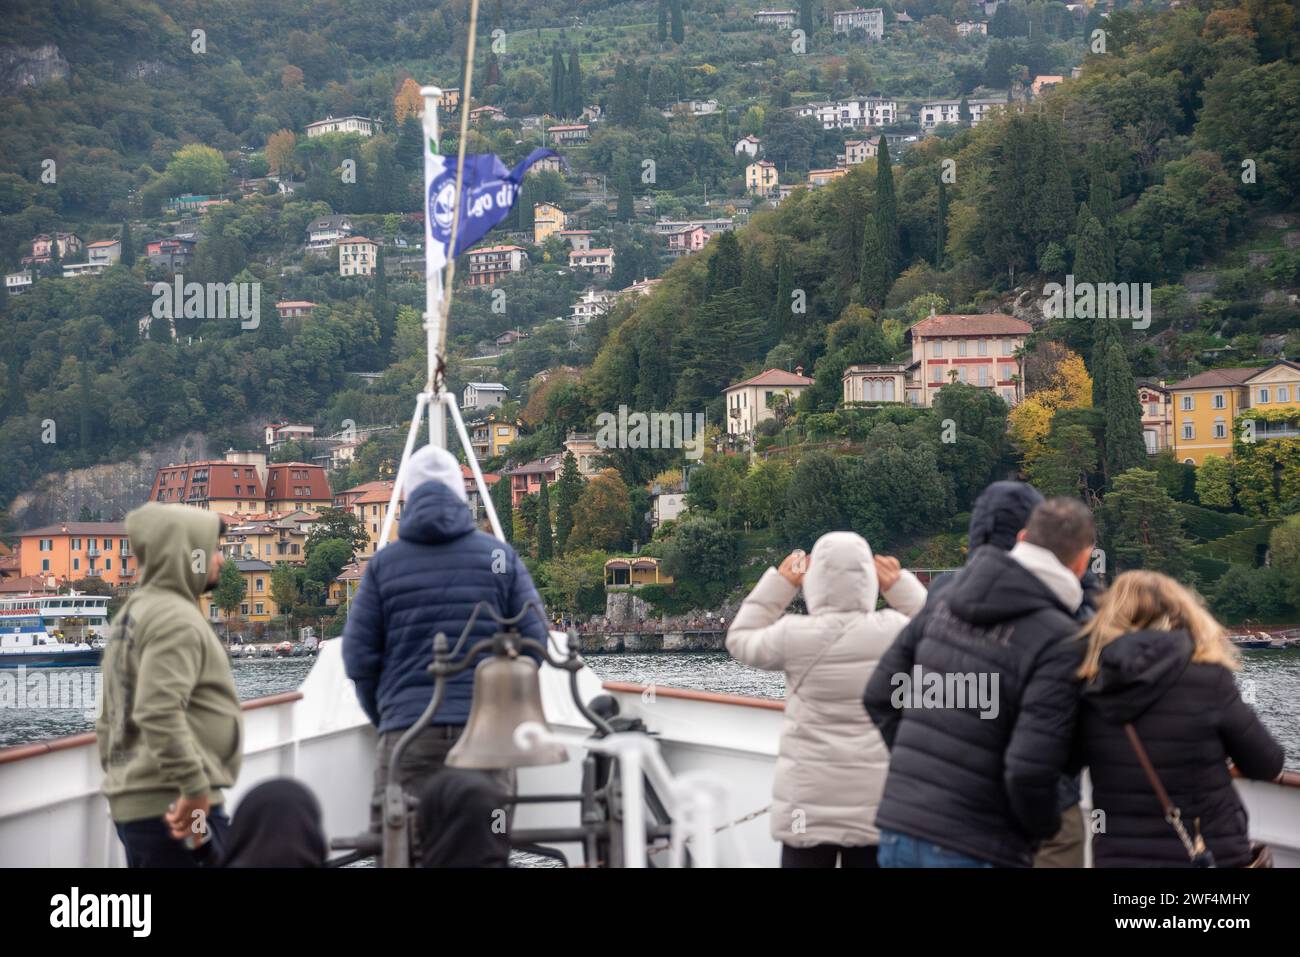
left=463, top=382, right=510, bottom=411
left=844, top=136, right=880, bottom=165
left=4, top=270, right=32, bottom=294
left=569, top=247, right=614, bottom=275
left=832, top=8, right=885, bottom=38
left=752, top=10, right=798, bottom=28
left=956, top=20, right=988, bottom=36
left=919, top=97, right=1004, bottom=130
left=264, top=423, right=316, bottom=449
left=652, top=218, right=735, bottom=236
left=305, top=115, right=383, bottom=138
left=61, top=262, right=109, bottom=278
left=307, top=215, right=355, bottom=251
left=570, top=288, right=617, bottom=326
left=734, top=135, right=762, bottom=157
left=723, top=368, right=815, bottom=436
left=797, top=97, right=897, bottom=130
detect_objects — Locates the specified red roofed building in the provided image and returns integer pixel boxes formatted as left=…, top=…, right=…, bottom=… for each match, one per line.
left=908, top=312, right=1032, bottom=407
left=149, top=460, right=267, bottom=514
left=265, top=463, right=333, bottom=512
left=723, top=367, right=815, bottom=435
left=467, top=245, right=527, bottom=286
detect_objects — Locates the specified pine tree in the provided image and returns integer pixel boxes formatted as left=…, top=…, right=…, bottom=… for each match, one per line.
left=657, top=0, right=667, bottom=42
left=958, top=97, right=972, bottom=127
left=1100, top=339, right=1147, bottom=482
left=489, top=476, right=514, bottom=544
left=566, top=50, right=583, bottom=118
left=554, top=452, right=582, bottom=555
left=858, top=215, right=888, bottom=308
left=1086, top=144, right=1116, bottom=228
left=537, top=478, right=553, bottom=560
left=119, top=221, right=135, bottom=266
left=799, top=0, right=814, bottom=36
left=875, top=140, right=899, bottom=281
left=934, top=176, right=947, bottom=268
left=670, top=0, right=684, bottom=43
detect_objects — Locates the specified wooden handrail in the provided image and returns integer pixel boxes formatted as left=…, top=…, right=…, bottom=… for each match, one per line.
left=601, top=680, right=784, bottom=712
left=0, top=690, right=304, bottom=765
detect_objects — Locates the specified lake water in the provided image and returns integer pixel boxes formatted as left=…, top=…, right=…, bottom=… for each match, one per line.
left=3, top=650, right=1298, bottom=770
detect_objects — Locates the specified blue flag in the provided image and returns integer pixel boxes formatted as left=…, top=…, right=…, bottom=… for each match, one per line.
left=425, top=148, right=560, bottom=273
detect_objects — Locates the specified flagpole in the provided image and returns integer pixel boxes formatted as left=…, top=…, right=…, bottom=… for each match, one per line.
left=419, top=85, right=446, bottom=450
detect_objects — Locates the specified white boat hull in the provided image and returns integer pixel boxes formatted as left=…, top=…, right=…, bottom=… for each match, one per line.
left=2, top=638, right=1297, bottom=868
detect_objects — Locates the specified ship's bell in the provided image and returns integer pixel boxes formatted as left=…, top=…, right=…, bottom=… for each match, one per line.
left=446, top=651, right=567, bottom=768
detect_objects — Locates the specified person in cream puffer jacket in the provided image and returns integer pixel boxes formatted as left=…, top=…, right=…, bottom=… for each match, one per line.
left=726, top=531, right=927, bottom=868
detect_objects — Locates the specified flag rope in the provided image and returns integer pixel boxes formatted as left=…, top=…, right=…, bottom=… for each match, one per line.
left=430, top=0, right=481, bottom=393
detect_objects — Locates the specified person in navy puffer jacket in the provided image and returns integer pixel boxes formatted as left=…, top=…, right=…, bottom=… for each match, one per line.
left=342, top=444, right=550, bottom=833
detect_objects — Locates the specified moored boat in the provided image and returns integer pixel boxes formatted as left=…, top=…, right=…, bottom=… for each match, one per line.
left=0, top=614, right=101, bottom=669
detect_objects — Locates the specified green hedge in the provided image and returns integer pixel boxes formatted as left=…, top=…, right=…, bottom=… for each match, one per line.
left=1174, top=503, right=1256, bottom=543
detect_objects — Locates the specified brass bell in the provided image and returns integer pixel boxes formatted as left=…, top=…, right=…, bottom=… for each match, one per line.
left=446, top=651, right=568, bottom=768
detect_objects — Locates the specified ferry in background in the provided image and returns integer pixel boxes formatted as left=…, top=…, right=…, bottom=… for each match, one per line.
left=0, top=591, right=109, bottom=668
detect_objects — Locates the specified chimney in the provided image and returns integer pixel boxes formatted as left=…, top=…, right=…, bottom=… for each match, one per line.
left=930, top=304, right=937, bottom=318
left=795, top=365, right=804, bottom=377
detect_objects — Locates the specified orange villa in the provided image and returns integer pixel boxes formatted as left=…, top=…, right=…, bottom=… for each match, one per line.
left=19, top=522, right=136, bottom=586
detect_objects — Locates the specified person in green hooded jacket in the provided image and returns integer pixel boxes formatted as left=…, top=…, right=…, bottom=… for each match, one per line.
left=97, top=503, right=243, bottom=867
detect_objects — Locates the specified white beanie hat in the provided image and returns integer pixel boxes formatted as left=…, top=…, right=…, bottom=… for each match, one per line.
left=403, top=445, right=468, bottom=502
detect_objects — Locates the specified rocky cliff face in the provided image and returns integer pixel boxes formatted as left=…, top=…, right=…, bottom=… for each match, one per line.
left=8, top=433, right=217, bottom=527
left=0, top=44, right=70, bottom=92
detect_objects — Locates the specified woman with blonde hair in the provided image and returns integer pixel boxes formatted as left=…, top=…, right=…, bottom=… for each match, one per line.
left=1074, top=570, right=1284, bottom=867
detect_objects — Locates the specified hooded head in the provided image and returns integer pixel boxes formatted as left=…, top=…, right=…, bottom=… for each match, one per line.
left=126, top=502, right=221, bottom=601
left=801, top=531, right=878, bottom=615
left=967, top=481, right=1044, bottom=552
left=417, top=769, right=510, bottom=868
left=404, top=445, right=468, bottom=502
left=222, top=778, right=326, bottom=868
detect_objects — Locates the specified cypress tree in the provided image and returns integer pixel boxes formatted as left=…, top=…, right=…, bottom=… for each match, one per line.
left=657, top=0, right=667, bottom=42
left=772, top=248, right=794, bottom=334
left=1100, top=339, right=1148, bottom=482
left=78, top=357, right=93, bottom=450
left=397, top=115, right=424, bottom=170
left=875, top=140, right=899, bottom=281
left=935, top=176, right=947, bottom=268
left=616, top=166, right=633, bottom=221
left=858, top=215, right=888, bottom=308
left=566, top=50, right=583, bottom=118
left=489, top=475, right=514, bottom=544
left=554, top=452, right=582, bottom=555
left=670, top=0, right=684, bottom=44
left=958, top=97, right=971, bottom=127
left=119, top=221, right=135, bottom=266
left=550, top=48, right=566, bottom=116
left=799, top=0, right=814, bottom=36
left=1072, top=203, right=1111, bottom=285
left=537, top=479, right=553, bottom=560
left=706, top=231, right=743, bottom=296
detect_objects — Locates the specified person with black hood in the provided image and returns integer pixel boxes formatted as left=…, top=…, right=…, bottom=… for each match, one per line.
left=926, top=480, right=1096, bottom=866
left=1074, top=571, right=1284, bottom=867
left=864, top=497, right=1096, bottom=867
left=222, top=779, right=327, bottom=867
left=343, top=444, right=550, bottom=843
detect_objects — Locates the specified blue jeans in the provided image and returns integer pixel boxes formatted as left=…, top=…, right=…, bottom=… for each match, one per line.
left=878, top=828, right=996, bottom=868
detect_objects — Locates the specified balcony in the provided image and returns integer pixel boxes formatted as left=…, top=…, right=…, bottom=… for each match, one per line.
left=119, top=546, right=132, bottom=557
left=86, top=546, right=100, bottom=557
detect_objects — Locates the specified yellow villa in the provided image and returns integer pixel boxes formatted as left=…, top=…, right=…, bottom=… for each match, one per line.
left=1168, top=359, right=1300, bottom=465
left=200, top=558, right=282, bottom=626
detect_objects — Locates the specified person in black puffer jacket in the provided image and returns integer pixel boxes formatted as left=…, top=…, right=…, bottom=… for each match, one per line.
left=864, top=497, right=1097, bottom=868
left=1074, top=571, right=1284, bottom=868
left=343, top=444, right=549, bottom=839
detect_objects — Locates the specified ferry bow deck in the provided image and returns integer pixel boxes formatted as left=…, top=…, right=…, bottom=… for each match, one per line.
left=1, top=638, right=1297, bottom=868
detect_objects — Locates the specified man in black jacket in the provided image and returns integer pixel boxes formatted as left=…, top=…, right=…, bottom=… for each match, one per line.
left=864, top=498, right=1097, bottom=868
